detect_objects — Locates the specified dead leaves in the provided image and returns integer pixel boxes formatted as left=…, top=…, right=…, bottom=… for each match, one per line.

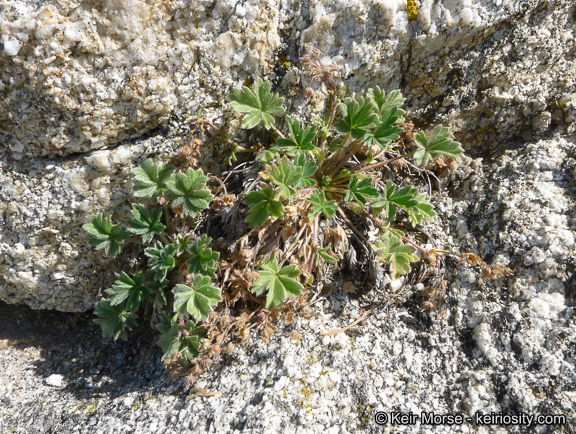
left=460, top=253, right=514, bottom=279
left=482, top=263, right=514, bottom=279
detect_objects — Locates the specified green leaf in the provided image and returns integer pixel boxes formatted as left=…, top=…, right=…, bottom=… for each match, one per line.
left=413, top=125, right=464, bottom=165
left=255, top=148, right=278, bottom=164
left=146, top=275, right=169, bottom=308
left=294, top=154, right=318, bottom=188
left=273, top=116, right=318, bottom=155
left=176, top=234, right=193, bottom=254
left=315, top=245, right=338, bottom=265
left=127, top=204, right=165, bottom=244
left=373, top=231, right=419, bottom=279
left=367, top=87, right=406, bottom=118
left=370, top=181, right=419, bottom=222
left=105, top=271, right=152, bottom=312
left=307, top=190, right=338, bottom=219
left=334, top=97, right=378, bottom=139
left=345, top=174, right=379, bottom=205
left=173, top=276, right=221, bottom=321
left=93, top=299, right=138, bottom=341
left=166, top=168, right=213, bottom=217
left=262, top=157, right=304, bottom=200
left=251, top=257, right=303, bottom=309
left=364, top=107, right=403, bottom=149
left=144, top=241, right=178, bottom=282
left=185, top=234, right=220, bottom=278
left=406, top=193, right=437, bottom=226
left=227, top=78, right=285, bottom=129
left=244, top=186, right=284, bottom=227
left=83, top=214, right=130, bottom=257
left=156, top=320, right=205, bottom=361
left=132, top=159, right=174, bottom=203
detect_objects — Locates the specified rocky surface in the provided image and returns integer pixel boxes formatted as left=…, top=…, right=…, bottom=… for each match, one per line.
left=1, top=0, right=575, bottom=311
left=1, top=0, right=575, bottom=432
left=1, top=134, right=575, bottom=432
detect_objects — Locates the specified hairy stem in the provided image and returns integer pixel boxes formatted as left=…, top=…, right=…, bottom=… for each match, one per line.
left=359, top=151, right=415, bottom=173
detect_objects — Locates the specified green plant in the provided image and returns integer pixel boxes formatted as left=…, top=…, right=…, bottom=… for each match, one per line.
left=84, top=162, right=219, bottom=362
left=85, top=49, right=469, bottom=378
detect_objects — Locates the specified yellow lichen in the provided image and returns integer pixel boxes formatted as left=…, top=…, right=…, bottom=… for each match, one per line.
left=407, top=0, right=419, bottom=20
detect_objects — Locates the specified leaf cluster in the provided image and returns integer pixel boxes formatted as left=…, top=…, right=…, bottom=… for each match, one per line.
left=227, top=81, right=463, bottom=288
left=84, top=72, right=467, bottom=374
left=84, top=160, right=220, bottom=364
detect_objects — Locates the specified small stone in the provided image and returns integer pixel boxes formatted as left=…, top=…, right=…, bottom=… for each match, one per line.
left=45, top=374, right=64, bottom=387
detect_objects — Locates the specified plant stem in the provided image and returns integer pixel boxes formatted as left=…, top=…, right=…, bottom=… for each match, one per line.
left=271, top=124, right=286, bottom=139
left=337, top=208, right=371, bottom=246
left=401, top=236, right=435, bottom=263
left=163, top=205, right=172, bottom=233
left=327, top=92, right=339, bottom=130
left=308, top=215, right=319, bottom=275
left=359, top=151, right=415, bottom=172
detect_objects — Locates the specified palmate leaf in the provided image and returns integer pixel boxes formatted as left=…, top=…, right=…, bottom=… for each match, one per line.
left=244, top=186, right=284, bottom=227
left=373, top=231, right=419, bottom=279
left=176, top=234, right=193, bottom=254
left=166, top=168, right=213, bottom=217
left=294, top=154, right=318, bottom=188
left=345, top=174, right=379, bottom=205
left=144, top=241, right=178, bottom=282
left=83, top=214, right=130, bottom=257
left=307, top=190, right=338, bottom=219
left=414, top=125, right=464, bottom=165
left=370, top=181, right=419, bottom=222
left=406, top=193, right=437, bottom=226
left=156, top=319, right=205, bottom=361
left=173, top=276, right=221, bottom=321
left=227, top=78, right=285, bottom=129
left=251, top=257, right=303, bottom=309
left=262, top=157, right=304, bottom=200
left=105, top=271, right=152, bottom=312
left=367, top=87, right=406, bottom=118
left=334, top=97, right=378, bottom=139
left=93, top=299, right=138, bottom=341
left=127, top=204, right=165, bottom=244
left=132, top=159, right=174, bottom=203
left=274, top=116, right=318, bottom=154
left=364, top=107, right=403, bottom=149
left=186, top=234, right=220, bottom=278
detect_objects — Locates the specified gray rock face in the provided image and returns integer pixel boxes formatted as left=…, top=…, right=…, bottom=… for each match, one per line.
left=0, top=2, right=575, bottom=314
left=1, top=0, right=575, bottom=431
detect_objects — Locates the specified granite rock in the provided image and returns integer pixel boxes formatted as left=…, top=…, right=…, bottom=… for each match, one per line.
left=0, top=1, right=574, bottom=318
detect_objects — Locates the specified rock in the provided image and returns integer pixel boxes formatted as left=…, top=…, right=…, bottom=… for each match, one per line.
left=0, top=0, right=282, bottom=159
left=0, top=2, right=574, bottom=321
left=45, top=374, right=63, bottom=387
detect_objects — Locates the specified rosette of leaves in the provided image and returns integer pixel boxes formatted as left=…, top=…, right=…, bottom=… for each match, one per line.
left=226, top=79, right=464, bottom=308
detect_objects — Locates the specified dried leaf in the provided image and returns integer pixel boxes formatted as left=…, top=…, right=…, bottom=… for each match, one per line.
left=290, top=330, right=302, bottom=341
left=461, top=252, right=486, bottom=266
left=262, top=326, right=275, bottom=341
left=343, top=282, right=356, bottom=293
left=420, top=301, right=436, bottom=311
left=482, top=264, right=514, bottom=279
left=422, top=286, right=438, bottom=298
left=284, top=311, right=295, bottom=325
